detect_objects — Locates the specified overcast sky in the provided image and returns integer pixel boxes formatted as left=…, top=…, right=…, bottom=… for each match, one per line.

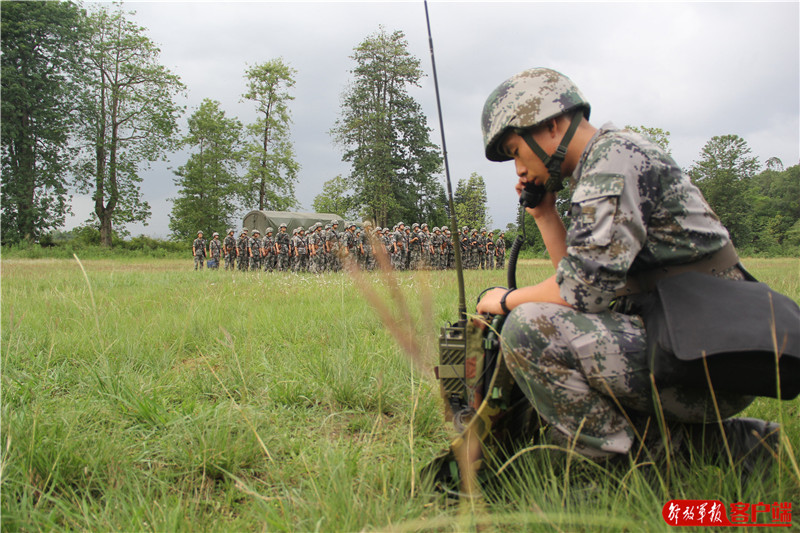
left=65, top=0, right=800, bottom=238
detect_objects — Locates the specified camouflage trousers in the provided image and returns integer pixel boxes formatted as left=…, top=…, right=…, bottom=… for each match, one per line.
left=249, top=256, right=261, bottom=271
left=485, top=253, right=495, bottom=270
left=501, top=303, right=753, bottom=458
left=496, top=252, right=505, bottom=269
left=224, top=253, right=236, bottom=270
left=194, top=255, right=205, bottom=270
left=277, top=253, right=290, bottom=271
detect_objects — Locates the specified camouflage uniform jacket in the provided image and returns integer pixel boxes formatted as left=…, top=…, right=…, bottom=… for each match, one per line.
left=248, top=237, right=261, bottom=258
left=236, top=236, right=249, bottom=258
left=293, top=234, right=308, bottom=255
left=556, top=123, right=730, bottom=313
left=223, top=235, right=237, bottom=255
left=192, top=238, right=207, bottom=257
left=209, top=238, right=223, bottom=259
left=276, top=232, right=291, bottom=254
left=262, top=235, right=275, bottom=256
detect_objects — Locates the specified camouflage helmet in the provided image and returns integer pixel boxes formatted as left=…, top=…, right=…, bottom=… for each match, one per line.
left=212, top=232, right=219, bottom=237
left=325, top=224, right=331, bottom=230
left=331, top=220, right=339, bottom=226
left=480, top=227, right=486, bottom=233
left=242, top=228, right=248, bottom=234
left=279, top=223, right=287, bottom=229
left=412, top=223, right=420, bottom=229
left=461, top=226, right=468, bottom=232
left=421, top=223, right=428, bottom=229
left=297, top=226, right=304, bottom=232
left=266, top=227, right=273, bottom=233
left=432, top=226, right=440, bottom=232
left=197, top=230, right=203, bottom=235
left=227, top=228, right=234, bottom=234
left=252, top=229, right=260, bottom=235
left=481, top=67, right=590, bottom=162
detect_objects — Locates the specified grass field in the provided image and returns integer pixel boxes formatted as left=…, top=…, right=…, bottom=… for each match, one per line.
left=2, top=256, right=798, bottom=531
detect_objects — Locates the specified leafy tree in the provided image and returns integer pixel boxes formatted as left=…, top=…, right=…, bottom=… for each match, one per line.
left=312, top=175, right=356, bottom=219
left=454, top=172, right=491, bottom=230
left=72, top=4, right=184, bottom=246
left=330, top=27, right=443, bottom=227
left=242, top=58, right=299, bottom=211
left=625, top=125, right=672, bottom=154
left=1, top=1, right=84, bottom=243
left=689, top=135, right=760, bottom=248
left=169, top=99, right=245, bottom=241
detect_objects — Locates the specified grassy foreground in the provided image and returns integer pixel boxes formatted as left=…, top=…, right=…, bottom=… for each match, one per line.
left=1, top=256, right=798, bottom=531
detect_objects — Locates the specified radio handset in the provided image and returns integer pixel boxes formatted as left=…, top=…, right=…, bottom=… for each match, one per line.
left=519, top=183, right=547, bottom=209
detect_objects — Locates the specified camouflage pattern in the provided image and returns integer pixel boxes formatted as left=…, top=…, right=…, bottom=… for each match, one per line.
left=326, top=225, right=341, bottom=272
left=248, top=232, right=262, bottom=271
left=481, top=67, right=590, bottom=162
left=236, top=232, right=249, bottom=271
left=485, top=232, right=495, bottom=270
left=409, top=227, right=422, bottom=270
left=502, top=302, right=752, bottom=458
left=498, top=124, right=747, bottom=458
left=192, top=236, right=207, bottom=270
left=209, top=236, right=222, bottom=269
left=262, top=231, right=276, bottom=272
left=223, top=232, right=237, bottom=270
left=495, top=234, right=506, bottom=269
left=276, top=228, right=291, bottom=271
left=392, top=226, right=406, bottom=270
left=557, top=124, right=731, bottom=313
left=292, top=231, right=308, bottom=272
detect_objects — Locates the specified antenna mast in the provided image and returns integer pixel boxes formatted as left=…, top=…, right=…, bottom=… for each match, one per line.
left=424, top=0, right=466, bottom=321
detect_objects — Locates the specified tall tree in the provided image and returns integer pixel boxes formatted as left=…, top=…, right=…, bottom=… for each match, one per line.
left=242, top=58, right=299, bottom=211
left=169, top=99, right=245, bottom=240
left=72, top=5, right=184, bottom=246
left=312, top=175, right=357, bottom=219
left=454, top=172, right=491, bottom=230
left=689, top=134, right=760, bottom=248
left=1, top=1, right=84, bottom=243
left=330, top=27, right=443, bottom=227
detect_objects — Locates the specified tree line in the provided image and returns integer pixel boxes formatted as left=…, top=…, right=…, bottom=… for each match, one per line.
left=2, top=3, right=797, bottom=256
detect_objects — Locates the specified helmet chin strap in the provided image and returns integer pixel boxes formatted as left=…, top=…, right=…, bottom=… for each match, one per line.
left=519, top=112, right=583, bottom=192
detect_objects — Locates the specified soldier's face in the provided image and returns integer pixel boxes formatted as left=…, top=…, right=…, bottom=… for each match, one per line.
left=502, top=130, right=556, bottom=188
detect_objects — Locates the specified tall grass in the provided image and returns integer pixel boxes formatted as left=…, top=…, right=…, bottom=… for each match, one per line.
left=1, top=256, right=798, bottom=531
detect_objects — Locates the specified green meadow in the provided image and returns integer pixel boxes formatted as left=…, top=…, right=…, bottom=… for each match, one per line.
left=2, top=256, right=798, bottom=531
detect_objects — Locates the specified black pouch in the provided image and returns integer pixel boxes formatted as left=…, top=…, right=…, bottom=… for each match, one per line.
left=638, top=271, right=800, bottom=399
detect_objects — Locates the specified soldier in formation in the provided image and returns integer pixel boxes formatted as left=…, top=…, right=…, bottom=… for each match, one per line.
left=194, top=220, right=507, bottom=273
left=192, top=231, right=207, bottom=270
left=223, top=229, right=237, bottom=270
left=209, top=232, right=222, bottom=269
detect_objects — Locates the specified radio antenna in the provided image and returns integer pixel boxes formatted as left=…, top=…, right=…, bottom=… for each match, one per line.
left=424, top=0, right=466, bottom=321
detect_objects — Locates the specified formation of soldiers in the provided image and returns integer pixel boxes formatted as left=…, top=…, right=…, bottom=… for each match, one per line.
left=191, top=221, right=507, bottom=273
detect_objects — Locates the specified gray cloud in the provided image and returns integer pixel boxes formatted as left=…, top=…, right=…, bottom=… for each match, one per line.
left=65, top=1, right=799, bottom=238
